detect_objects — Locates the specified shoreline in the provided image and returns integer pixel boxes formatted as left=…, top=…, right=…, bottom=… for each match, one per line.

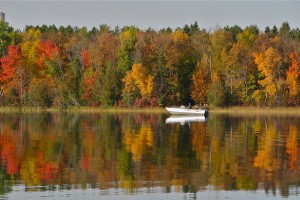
left=209, top=106, right=300, bottom=116
left=0, top=106, right=300, bottom=115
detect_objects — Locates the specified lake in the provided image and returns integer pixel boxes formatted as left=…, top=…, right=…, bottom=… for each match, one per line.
left=0, top=112, right=299, bottom=200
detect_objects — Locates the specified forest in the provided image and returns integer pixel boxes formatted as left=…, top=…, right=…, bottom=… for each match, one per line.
left=0, top=21, right=300, bottom=108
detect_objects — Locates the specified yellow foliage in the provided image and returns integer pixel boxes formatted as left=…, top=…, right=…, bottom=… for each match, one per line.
left=145, top=75, right=154, bottom=98
left=237, top=28, right=256, bottom=46
left=122, top=72, right=137, bottom=96
left=191, top=59, right=210, bottom=104
left=191, top=123, right=207, bottom=161
left=119, top=28, right=137, bottom=46
left=286, top=126, right=299, bottom=170
left=20, top=160, right=41, bottom=186
left=21, top=29, right=42, bottom=64
left=172, top=30, right=188, bottom=43
left=123, top=63, right=154, bottom=100
left=120, top=30, right=131, bottom=40
left=254, top=127, right=278, bottom=171
left=266, top=83, right=277, bottom=96
left=122, top=124, right=153, bottom=162
left=254, top=47, right=281, bottom=80
left=252, top=90, right=264, bottom=105
left=253, top=47, right=282, bottom=104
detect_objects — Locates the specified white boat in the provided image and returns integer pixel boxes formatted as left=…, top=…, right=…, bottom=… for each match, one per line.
left=166, top=107, right=208, bottom=115
left=166, top=115, right=207, bottom=125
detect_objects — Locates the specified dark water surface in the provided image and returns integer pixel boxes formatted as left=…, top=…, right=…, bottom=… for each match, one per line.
left=0, top=112, right=299, bottom=199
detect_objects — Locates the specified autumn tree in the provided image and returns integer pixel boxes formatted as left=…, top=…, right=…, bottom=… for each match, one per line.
left=191, top=59, right=210, bottom=105
left=122, top=70, right=139, bottom=106
left=88, top=32, right=120, bottom=106
left=0, top=45, right=25, bottom=106
left=0, top=21, right=21, bottom=58
left=89, top=32, right=119, bottom=72
left=285, top=52, right=300, bottom=105
left=207, top=76, right=226, bottom=106
left=208, top=28, right=232, bottom=105
left=117, top=27, right=137, bottom=74
left=122, top=63, right=154, bottom=106
left=253, top=47, right=282, bottom=106
left=62, top=28, right=90, bottom=106
left=222, top=27, right=258, bottom=104
left=20, top=28, right=42, bottom=74
left=164, top=29, right=197, bottom=104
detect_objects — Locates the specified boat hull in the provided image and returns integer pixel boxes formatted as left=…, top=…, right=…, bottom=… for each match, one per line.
left=166, top=107, right=207, bottom=115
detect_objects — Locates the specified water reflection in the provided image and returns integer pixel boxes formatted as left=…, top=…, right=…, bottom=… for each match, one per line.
left=166, top=115, right=207, bottom=125
left=0, top=112, right=299, bottom=199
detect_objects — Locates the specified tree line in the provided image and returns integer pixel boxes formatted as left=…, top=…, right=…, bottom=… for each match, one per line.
left=0, top=21, right=300, bottom=108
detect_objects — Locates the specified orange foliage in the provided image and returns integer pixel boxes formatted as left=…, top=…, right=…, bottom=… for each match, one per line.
left=286, top=126, right=299, bottom=170
left=37, top=40, right=59, bottom=68
left=0, top=134, right=21, bottom=175
left=254, top=127, right=278, bottom=171
left=286, top=52, right=300, bottom=97
left=83, top=71, right=97, bottom=102
left=253, top=47, right=282, bottom=103
left=81, top=50, right=91, bottom=70
left=37, top=151, right=59, bottom=180
left=0, top=45, right=23, bottom=90
left=131, top=63, right=154, bottom=99
left=122, top=63, right=154, bottom=102
left=191, top=59, right=210, bottom=104
left=81, top=131, right=96, bottom=170
left=172, top=29, right=188, bottom=43
left=123, top=124, right=153, bottom=162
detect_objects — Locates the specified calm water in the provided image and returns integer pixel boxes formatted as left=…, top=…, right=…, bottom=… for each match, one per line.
left=0, top=112, right=299, bottom=200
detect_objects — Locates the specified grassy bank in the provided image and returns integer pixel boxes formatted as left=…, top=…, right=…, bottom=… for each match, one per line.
left=0, top=106, right=300, bottom=116
left=209, top=106, right=300, bottom=116
left=0, top=106, right=167, bottom=113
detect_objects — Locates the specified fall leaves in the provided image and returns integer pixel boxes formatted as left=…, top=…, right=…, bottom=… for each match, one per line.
left=122, top=63, right=154, bottom=106
left=286, top=52, right=300, bottom=97
left=0, top=22, right=300, bottom=108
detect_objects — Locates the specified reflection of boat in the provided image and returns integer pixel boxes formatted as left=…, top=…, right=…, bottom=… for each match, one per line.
left=166, top=107, right=208, bottom=115
left=166, top=115, right=207, bottom=125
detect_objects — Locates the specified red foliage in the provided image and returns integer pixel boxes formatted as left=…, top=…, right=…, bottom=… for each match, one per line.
left=39, top=162, right=59, bottom=180
left=0, top=45, right=22, bottom=84
left=286, top=52, right=300, bottom=97
left=37, top=151, right=59, bottom=180
left=81, top=153, right=90, bottom=170
left=0, top=135, right=21, bottom=175
left=134, top=97, right=158, bottom=108
left=83, top=72, right=97, bottom=102
left=134, top=98, right=146, bottom=108
left=81, top=50, right=91, bottom=70
left=115, top=100, right=126, bottom=108
left=37, top=40, right=59, bottom=68
left=149, top=97, right=159, bottom=107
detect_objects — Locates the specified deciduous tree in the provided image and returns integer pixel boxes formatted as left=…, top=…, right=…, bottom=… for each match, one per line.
left=253, top=47, right=282, bottom=106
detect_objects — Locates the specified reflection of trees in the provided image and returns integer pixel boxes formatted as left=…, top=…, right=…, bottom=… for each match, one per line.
left=286, top=125, right=299, bottom=170
left=123, top=125, right=153, bottom=162
left=0, top=113, right=299, bottom=197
